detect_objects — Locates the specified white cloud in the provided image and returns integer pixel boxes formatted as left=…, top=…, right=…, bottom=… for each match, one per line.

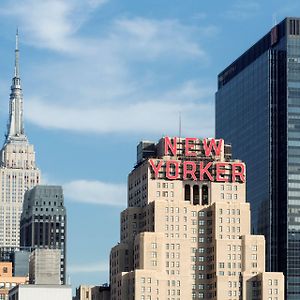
left=25, top=80, right=214, bottom=136
left=68, top=261, right=108, bottom=273
left=0, top=0, right=217, bottom=138
left=223, top=1, right=260, bottom=20
left=110, top=18, right=207, bottom=59
left=0, top=0, right=108, bottom=53
left=63, top=180, right=127, bottom=206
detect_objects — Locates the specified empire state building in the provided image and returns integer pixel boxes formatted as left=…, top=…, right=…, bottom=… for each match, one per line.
left=0, top=32, right=40, bottom=251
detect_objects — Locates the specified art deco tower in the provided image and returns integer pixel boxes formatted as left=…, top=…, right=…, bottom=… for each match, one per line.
left=110, top=137, right=284, bottom=300
left=0, top=32, right=40, bottom=251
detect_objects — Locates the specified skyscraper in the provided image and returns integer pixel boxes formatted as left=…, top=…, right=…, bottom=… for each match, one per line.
left=0, top=32, right=40, bottom=252
left=215, top=17, right=300, bottom=299
left=20, top=185, right=66, bottom=284
left=109, top=137, right=284, bottom=299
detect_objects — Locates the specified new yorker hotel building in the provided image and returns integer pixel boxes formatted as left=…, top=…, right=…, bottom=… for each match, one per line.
left=110, top=137, right=284, bottom=300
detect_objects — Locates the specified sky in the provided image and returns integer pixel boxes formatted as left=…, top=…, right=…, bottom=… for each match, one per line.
left=0, top=0, right=298, bottom=291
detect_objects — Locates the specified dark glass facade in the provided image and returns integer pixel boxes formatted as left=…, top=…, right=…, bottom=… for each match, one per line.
left=216, top=17, right=300, bottom=299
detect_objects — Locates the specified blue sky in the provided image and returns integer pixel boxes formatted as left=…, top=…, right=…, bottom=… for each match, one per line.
left=0, top=0, right=298, bottom=290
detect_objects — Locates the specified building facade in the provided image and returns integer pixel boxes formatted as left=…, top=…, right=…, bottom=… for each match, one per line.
left=109, top=137, right=284, bottom=299
left=73, top=285, right=110, bottom=300
left=29, top=249, right=61, bottom=285
left=215, top=17, right=300, bottom=299
left=0, top=261, right=28, bottom=300
left=12, top=250, right=30, bottom=277
left=20, top=185, right=66, bottom=284
left=9, top=285, right=72, bottom=300
left=0, top=33, right=40, bottom=252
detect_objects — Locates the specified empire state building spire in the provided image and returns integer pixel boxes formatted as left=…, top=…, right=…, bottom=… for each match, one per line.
left=0, top=31, right=40, bottom=251
left=6, top=29, right=26, bottom=142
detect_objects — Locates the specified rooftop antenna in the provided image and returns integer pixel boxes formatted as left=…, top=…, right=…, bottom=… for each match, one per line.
left=272, top=13, right=277, bottom=26
left=15, top=27, right=20, bottom=78
left=178, top=112, right=182, bottom=140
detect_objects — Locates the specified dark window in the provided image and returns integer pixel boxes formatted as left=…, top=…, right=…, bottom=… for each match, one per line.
left=202, top=186, right=209, bottom=205
left=184, top=184, right=191, bottom=201
left=193, top=185, right=200, bottom=205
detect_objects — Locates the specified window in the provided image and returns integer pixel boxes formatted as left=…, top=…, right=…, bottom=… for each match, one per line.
left=184, top=185, right=191, bottom=201
left=202, top=185, right=209, bottom=205
left=193, top=185, right=200, bottom=205
left=268, top=279, right=272, bottom=285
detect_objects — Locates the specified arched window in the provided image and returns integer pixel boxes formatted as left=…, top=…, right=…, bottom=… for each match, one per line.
left=193, top=185, right=200, bottom=205
left=184, top=184, right=191, bottom=201
left=202, top=185, right=209, bottom=205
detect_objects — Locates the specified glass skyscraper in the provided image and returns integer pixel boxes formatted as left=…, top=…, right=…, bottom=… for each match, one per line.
left=216, top=17, right=300, bottom=299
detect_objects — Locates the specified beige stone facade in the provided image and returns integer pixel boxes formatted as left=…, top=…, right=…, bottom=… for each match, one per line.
left=110, top=137, right=284, bottom=300
left=0, top=141, right=40, bottom=248
left=73, top=285, right=110, bottom=300
left=0, top=261, right=28, bottom=300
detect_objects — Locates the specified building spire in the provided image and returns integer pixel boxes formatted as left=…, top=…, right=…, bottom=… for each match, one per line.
left=5, top=29, right=27, bottom=143
left=14, top=28, right=20, bottom=78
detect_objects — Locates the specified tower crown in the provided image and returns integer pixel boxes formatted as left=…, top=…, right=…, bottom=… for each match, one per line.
left=6, top=30, right=27, bottom=143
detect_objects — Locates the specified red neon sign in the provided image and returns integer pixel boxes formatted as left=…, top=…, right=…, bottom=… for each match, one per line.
left=149, top=137, right=245, bottom=183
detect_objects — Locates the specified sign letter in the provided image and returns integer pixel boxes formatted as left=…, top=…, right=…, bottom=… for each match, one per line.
left=164, top=137, right=177, bottom=156
left=232, top=163, right=245, bottom=183
left=203, top=139, right=223, bottom=157
left=183, top=161, right=197, bottom=181
left=149, top=160, right=164, bottom=178
left=216, top=163, right=229, bottom=182
left=199, top=162, right=213, bottom=181
left=185, top=138, right=197, bottom=156
left=166, top=160, right=179, bottom=180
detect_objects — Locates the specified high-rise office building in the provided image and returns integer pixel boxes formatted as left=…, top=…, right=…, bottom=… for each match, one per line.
left=0, top=33, right=40, bottom=252
left=215, top=17, right=300, bottom=299
left=109, top=137, right=284, bottom=299
left=20, top=185, right=66, bottom=284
